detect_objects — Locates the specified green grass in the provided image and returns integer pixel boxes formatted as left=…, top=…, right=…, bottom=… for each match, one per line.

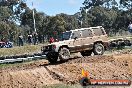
left=41, top=84, right=116, bottom=88
left=0, top=43, right=48, bottom=67
left=0, top=62, right=24, bottom=68
left=0, top=59, right=45, bottom=68
left=42, top=84, right=82, bottom=88
left=109, top=35, right=132, bottom=39
left=42, top=84, right=131, bottom=88
left=0, top=44, right=45, bottom=57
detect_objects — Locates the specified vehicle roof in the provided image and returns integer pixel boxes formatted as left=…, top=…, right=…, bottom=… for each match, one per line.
left=64, top=26, right=103, bottom=32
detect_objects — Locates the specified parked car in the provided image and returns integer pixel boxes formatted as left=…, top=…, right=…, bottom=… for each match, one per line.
left=0, top=41, right=13, bottom=48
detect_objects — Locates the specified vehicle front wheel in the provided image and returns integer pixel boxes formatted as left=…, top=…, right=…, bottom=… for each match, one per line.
left=59, top=47, right=70, bottom=61
left=47, top=52, right=58, bottom=63
left=93, top=43, right=104, bottom=55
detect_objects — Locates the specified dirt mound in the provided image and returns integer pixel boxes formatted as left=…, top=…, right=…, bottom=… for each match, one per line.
left=0, top=54, right=132, bottom=88
left=0, top=59, right=48, bottom=72
left=47, top=54, right=132, bottom=84
left=66, top=55, right=114, bottom=64
left=0, top=67, right=60, bottom=88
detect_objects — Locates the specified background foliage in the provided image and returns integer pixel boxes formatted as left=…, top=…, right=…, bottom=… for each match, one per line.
left=0, top=0, right=131, bottom=44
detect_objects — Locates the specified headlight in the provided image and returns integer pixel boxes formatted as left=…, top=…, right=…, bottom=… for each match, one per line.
left=41, top=46, right=45, bottom=51
left=41, top=45, right=56, bottom=51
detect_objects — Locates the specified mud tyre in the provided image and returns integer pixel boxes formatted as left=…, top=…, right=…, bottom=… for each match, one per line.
left=59, top=47, right=70, bottom=61
left=93, top=43, right=104, bottom=55
left=47, top=52, right=58, bottom=63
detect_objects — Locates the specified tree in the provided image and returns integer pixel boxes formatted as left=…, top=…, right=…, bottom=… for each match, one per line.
left=0, top=6, right=12, bottom=21
left=57, top=13, right=79, bottom=30
left=82, top=0, right=104, bottom=9
left=46, top=15, right=66, bottom=39
left=80, top=0, right=122, bottom=35
left=0, top=21, right=21, bottom=43
left=0, top=21, right=10, bottom=40
left=120, top=0, right=132, bottom=9
left=0, top=0, right=27, bottom=23
left=0, top=1, right=24, bottom=43
left=88, top=6, right=117, bottom=33
left=21, top=8, right=47, bottom=30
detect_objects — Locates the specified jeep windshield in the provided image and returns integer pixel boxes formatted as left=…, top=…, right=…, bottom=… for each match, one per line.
left=59, top=32, right=71, bottom=41
left=61, top=31, right=71, bottom=40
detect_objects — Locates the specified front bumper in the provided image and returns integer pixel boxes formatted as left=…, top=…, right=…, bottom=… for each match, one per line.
left=41, top=45, right=56, bottom=55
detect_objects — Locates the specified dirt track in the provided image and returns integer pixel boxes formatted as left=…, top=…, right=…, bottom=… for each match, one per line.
left=0, top=52, right=132, bottom=88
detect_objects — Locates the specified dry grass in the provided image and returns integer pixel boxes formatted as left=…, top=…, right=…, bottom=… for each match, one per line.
left=42, top=84, right=132, bottom=88
left=109, top=35, right=132, bottom=39
left=42, top=84, right=77, bottom=88
left=0, top=44, right=44, bottom=57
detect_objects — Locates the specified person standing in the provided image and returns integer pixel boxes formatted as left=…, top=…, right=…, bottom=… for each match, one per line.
left=49, top=37, right=54, bottom=44
left=18, top=34, right=24, bottom=46
left=33, top=32, right=38, bottom=45
left=28, top=34, right=33, bottom=45
left=128, top=21, right=132, bottom=34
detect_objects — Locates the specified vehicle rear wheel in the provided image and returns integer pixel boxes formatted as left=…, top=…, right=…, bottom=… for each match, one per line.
left=81, top=50, right=92, bottom=56
left=59, top=47, right=70, bottom=61
left=93, top=43, right=104, bottom=55
left=47, top=52, right=58, bottom=63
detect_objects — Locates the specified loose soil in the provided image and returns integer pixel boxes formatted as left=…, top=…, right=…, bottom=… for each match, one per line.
left=0, top=52, right=132, bottom=88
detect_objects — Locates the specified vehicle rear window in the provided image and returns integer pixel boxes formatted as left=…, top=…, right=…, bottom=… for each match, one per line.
left=81, top=29, right=93, bottom=38
left=93, top=28, right=105, bottom=36
left=71, top=31, right=81, bottom=39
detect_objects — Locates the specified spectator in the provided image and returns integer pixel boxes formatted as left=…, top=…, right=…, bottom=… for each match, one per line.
left=128, top=21, right=132, bottom=34
left=49, top=37, right=54, bottom=43
left=28, top=34, right=33, bottom=44
left=18, top=34, right=24, bottom=46
left=33, top=32, right=38, bottom=45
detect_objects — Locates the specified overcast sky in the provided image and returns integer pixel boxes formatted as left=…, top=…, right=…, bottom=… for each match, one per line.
left=26, top=0, right=120, bottom=16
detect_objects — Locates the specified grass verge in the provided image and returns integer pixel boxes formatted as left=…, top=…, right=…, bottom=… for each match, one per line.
left=0, top=59, right=47, bottom=68
left=0, top=44, right=44, bottom=57
left=42, top=84, right=81, bottom=88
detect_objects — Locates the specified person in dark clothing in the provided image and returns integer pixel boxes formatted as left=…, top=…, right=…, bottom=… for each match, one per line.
left=49, top=37, right=54, bottom=43
left=18, top=34, right=24, bottom=46
left=28, top=34, right=32, bottom=44
left=33, top=32, right=38, bottom=45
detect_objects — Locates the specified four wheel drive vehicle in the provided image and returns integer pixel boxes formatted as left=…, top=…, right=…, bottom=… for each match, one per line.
left=41, top=26, right=109, bottom=63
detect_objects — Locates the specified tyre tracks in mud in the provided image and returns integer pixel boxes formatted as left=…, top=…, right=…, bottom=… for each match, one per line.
left=0, top=55, right=107, bottom=88
left=0, top=54, right=132, bottom=88
left=0, top=56, right=80, bottom=88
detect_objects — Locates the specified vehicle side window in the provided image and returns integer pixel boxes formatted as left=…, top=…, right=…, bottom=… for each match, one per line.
left=81, top=29, right=93, bottom=38
left=71, top=31, right=81, bottom=39
left=93, top=28, right=104, bottom=36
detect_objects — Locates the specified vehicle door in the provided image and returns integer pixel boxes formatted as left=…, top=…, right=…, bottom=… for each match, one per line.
left=81, top=29, right=94, bottom=50
left=92, top=27, right=108, bottom=42
left=70, top=31, right=82, bottom=52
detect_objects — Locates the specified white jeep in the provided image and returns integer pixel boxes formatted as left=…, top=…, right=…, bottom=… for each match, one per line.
left=41, top=26, right=109, bottom=63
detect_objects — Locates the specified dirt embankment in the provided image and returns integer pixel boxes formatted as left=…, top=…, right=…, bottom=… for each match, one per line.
left=0, top=53, right=132, bottom=88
